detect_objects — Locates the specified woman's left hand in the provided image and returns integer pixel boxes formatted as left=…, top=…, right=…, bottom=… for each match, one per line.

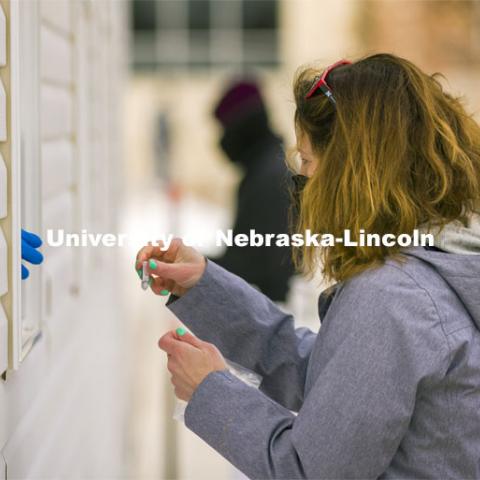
left=158, top=329, right=228, bottom=402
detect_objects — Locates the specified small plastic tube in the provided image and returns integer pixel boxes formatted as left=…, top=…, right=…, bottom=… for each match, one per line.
left=141, top=260, right=150, bottom=290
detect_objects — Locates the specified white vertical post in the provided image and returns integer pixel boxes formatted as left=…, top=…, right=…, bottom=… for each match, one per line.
left=0, top=3, right=8, bottom=376
left=9, top=0, right=23, bottom=369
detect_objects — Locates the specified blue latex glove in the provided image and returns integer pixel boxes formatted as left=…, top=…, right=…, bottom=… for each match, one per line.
left=21, top=229, right=44, bottom=280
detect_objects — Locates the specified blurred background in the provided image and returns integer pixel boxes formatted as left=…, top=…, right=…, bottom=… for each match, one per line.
left=1, top=1, right=480, bottom=479
left=125, top=1, right=480, bottom=478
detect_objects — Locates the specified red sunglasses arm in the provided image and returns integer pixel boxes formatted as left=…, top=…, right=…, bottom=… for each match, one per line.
left=305, top=59, right=351, bottom=100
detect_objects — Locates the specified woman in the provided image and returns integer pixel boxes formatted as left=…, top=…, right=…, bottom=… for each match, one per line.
left=136, top=54, right=480, bottom=479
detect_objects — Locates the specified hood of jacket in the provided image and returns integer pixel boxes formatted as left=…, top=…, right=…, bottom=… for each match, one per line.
left=420, top=214, right=480, bottom=254
left=402, top=245, right=480, bottom=331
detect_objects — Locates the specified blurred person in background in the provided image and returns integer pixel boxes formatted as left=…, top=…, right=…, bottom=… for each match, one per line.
left=209, top=79, right=295, bottom=302
left=138, top=53, right=480, bottom=479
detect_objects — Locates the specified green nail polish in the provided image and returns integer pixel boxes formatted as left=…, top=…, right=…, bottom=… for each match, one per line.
left=137, top=268, right=142, bottom=279
left=149, top=259, right=157, bottom=269
left=160, top=289, right=169, bottom=296
left=148, top=277, right=153, bottom=286
left=176, top=327, right=186, bottom=336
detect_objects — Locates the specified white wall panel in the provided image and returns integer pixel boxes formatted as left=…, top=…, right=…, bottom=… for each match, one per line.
left=42, top=191, right=75, bottom=309
left=3, top=271, right=126, bottom=478
left=0, top=229, right=6, bottom=297
left=1, top=0, right=128, bottom=477
left=42, top=247, right=74, bottom=320
left=0, top=153, right=6, bottom=219
left=2, top=309, right=90, bottom=476
left=40, top=26, right=72, bottom=85
left=40, top=0, right=71, bottom=35
left=0, top=304, right=7, bottom=374
left=0, top=80, right=6, bottom=142
left=40, top=85, right=72, bottom=139
left=41, top=140, right=74, bottom=200
left=0, top=5, right=5, bottom=67
left=42, top=190, right=74, bottom=234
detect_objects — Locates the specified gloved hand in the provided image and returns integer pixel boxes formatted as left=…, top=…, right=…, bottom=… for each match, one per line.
left=21, top=229, right=44, bottom=280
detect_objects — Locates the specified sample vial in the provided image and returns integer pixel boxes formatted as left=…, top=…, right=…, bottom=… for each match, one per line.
left=141, top=260, right=150, bottom=290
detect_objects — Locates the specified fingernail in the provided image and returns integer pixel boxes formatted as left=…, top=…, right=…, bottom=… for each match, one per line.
left=148, top=277, right=153, bottom=286
left=149, top=259, right=157, bottom=270
left=176, top=327, right=186, bottom=336
left=137, top=268, right=142, bottom=279
left=160, top=289, right=169, bottom=296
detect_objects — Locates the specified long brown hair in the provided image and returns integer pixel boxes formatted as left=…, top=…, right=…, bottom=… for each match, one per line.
left=292, top=53, right=480, bottom=282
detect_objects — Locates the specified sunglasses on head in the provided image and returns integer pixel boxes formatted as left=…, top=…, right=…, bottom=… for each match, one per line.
left=305, top=59, right=351, bottom=105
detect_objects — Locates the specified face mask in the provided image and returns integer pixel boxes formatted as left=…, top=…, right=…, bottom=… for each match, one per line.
left=291, top=174, right=309, bottom=214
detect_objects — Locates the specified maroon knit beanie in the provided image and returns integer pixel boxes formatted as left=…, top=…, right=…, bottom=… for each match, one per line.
left=214, top=80, right=266, bottom=128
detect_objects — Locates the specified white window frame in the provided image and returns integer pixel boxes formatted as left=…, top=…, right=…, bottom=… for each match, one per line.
left=9, top=0, right=42, bottom=369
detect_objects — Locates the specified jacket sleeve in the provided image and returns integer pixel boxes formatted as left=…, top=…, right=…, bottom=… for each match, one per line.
left=182, top=267, right=450, bottom=479
left=167, top=259, right=316, bottom=411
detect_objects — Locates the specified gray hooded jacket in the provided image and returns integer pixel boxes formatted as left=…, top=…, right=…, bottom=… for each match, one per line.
left=167, top=246, right=480, bottom=479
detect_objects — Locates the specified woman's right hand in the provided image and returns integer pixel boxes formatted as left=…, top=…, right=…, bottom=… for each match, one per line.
left=135, top=238, right=206, bottom=297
